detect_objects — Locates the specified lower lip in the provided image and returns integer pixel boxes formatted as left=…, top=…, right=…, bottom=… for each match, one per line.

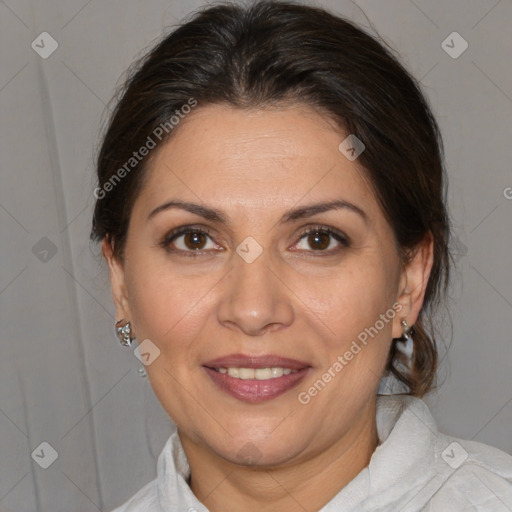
left=203, top=367, right=310, bottom=403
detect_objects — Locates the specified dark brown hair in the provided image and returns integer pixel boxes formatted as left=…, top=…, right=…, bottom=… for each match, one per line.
left=91, top=1, right=451, bottom=397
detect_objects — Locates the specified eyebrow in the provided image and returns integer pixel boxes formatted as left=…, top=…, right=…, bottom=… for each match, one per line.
left=147, top=198, right=369, bottom=225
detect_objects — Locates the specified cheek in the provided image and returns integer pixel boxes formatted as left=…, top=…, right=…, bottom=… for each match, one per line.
left=124, top=253, right=218, bottom=358
left=298, top=253, right=397, bottom=347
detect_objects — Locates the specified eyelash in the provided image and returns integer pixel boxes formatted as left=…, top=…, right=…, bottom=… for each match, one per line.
left=159, top=224, right=350, bottom=258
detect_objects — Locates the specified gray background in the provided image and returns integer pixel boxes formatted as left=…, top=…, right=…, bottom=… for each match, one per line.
left=1, top=0, right=511, bottom=511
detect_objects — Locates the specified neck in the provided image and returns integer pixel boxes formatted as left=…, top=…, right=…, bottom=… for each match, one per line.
left=181, top=397, right=379, bottom=512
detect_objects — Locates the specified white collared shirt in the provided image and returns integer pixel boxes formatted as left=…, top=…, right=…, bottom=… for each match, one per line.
left=110, top=394, right=512, bottom=511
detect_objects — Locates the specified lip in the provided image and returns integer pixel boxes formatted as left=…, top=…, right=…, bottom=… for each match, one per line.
left=203, top=353, right=311, bottom=403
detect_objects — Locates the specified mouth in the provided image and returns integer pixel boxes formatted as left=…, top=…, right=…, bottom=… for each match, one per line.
left=203, top=354, right=311, bottom=403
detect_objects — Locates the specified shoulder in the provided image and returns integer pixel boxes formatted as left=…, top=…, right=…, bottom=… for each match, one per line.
left=426, top=434, right=512, bottom=511
left=109, top=478, right=160, bottom=512
left=375, top=395, right=512, bottom=510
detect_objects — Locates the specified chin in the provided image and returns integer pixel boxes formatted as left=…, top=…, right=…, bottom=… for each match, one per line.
left=203, top=423, right=310, bottom=468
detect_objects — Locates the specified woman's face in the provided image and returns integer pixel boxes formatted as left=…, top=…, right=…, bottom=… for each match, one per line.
left=106, top=104, right=431, bottom=467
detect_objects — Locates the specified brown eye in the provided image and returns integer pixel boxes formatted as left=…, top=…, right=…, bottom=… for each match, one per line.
left=182, top=231, right=208, bottom=250
left=307, top=231, right=331, bottom=250
left=160, top=227, right=219, bottom=256
left=294, top=226, right=349, bottom=254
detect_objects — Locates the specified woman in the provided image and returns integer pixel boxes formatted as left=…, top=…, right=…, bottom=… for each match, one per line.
left=91, top=2, right=512, bottom=510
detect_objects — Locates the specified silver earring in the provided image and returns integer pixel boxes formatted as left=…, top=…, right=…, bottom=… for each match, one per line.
left=115, top=319, right=135, bottom=347
left=396, top=320, right=414, bottom=360
left=398, top=320, right=414, bottom=341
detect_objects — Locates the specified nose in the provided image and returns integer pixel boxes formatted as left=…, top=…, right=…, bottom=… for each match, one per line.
left=216, top=248, right=294, bottom=336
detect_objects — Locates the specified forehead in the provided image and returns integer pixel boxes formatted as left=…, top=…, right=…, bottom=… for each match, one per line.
left=136, top=104, right=379, bottom=221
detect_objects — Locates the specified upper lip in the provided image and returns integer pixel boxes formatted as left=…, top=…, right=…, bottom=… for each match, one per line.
left=203, top=353, right=311, bottom=370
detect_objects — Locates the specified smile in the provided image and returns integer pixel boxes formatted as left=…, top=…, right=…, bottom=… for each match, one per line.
left=203, top=354, right=311, bottom=403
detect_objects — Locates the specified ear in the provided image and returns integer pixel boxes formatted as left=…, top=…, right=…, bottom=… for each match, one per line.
left=392, top=233, right=434, bottom=338
left=102, top=238, right=131, bottom=322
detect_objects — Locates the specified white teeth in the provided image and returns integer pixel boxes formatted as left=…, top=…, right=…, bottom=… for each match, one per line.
left=227, top=368, right=239, bottom=378
left=238, top=368, right=255, bottom=379
left=271, top=367, right=284, bottom=378
left=255, top=368, right=272, bottom=380
left=216, top=367, right=298, bottom=380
